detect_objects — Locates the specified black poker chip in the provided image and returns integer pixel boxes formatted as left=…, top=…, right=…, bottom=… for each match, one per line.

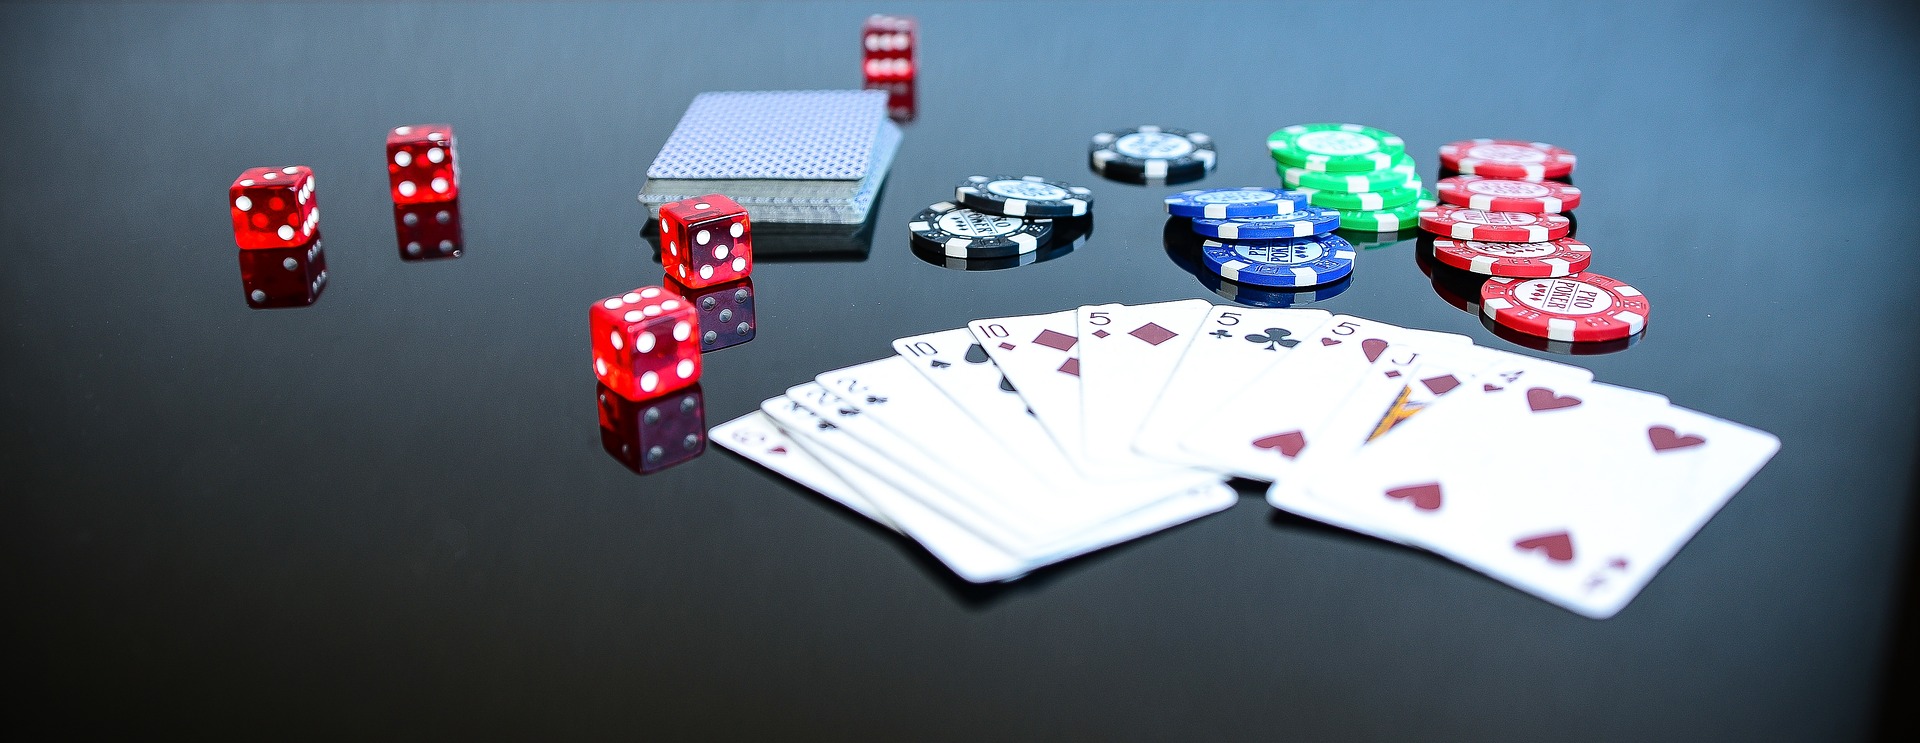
left=1088, top=126, right=1216, bottom=183
left=953, top=175, right=1093, bottom=218
left=908, top=201, right=1053, bottom=259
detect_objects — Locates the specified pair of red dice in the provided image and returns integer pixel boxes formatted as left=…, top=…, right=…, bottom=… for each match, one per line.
left=226, top=125, right=459, bottom=249
left=591, top=194, right=756, bottom=402
left=228, top=124, right=463, bottom=305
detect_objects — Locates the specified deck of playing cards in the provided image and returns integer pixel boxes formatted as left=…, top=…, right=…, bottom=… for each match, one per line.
left=639, top=90, right=901, bottom=224
left=716, top=300, right=1778, bottom=617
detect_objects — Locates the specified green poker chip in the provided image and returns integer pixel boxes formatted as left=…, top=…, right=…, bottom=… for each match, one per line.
left=1335, top=190, right=1438, bottom=232
left=1298, top=179, right=1424, bottom=211
left=1281, top=153, right=1418, bottom=193
left=1267, top=123, right=1406, bottom=173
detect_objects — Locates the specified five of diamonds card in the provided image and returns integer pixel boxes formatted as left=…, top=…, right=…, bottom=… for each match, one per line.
left=716, top=300, right=1778, bottom=618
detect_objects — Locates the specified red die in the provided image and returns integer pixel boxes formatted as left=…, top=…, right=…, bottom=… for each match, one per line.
left=597, top=383, right=707, bottom=474
left=237, top=234, right=328, bottom=308
left=386, top=124, right=459, bottom=204
left=663, top=275, right=756, bottom=352
left=861, top=14, right=917, bottom=82
left=590, top=286, right=702, bottom=401
left=659, top=194, right=753, bottom=288
left=394, top=198, right=463, bottom=260
left=229, top=166, right=318, bottom=249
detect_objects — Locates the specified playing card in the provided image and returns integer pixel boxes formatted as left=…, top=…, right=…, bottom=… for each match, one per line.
left=1264, top=345, right=1594, bottom=541
left=814, top=357, right=1180, bottom=537
left=1412, top=385, right=1777, bottom=618
left=758, top=394, right=1031, bottom=582
left=890, top=327, right=1217, bottom=495
left=1131, top=305, right=1334, bottom=471
left=712, top=410, right=896, bottom=530
left=968, top=310, right=1205, bottom=482
left=771, top=384, right=1237, bottom=579
left=1285, top=377, right=1761, bottom=618
left=1175, top=315, right=1473, bottom=480
left=1074, top=299, right=1215, bottom=472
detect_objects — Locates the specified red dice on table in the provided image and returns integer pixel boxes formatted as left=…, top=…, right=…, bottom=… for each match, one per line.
left=862, top=14, right=917, bottom=82
left=664, top=275, right=756, bottom=352
left=229, top=166, right=318, bottom=249
left=659, top=194, right=753, bottom=288
left=238, top=235, right=328, bottom=308
left=597, top=383, right=707, bottom=474
left=394, top=198, right=463, bottom=260
left=386, top=124, right=459, bottom=204
left=590, top=286, right=702, bottom=401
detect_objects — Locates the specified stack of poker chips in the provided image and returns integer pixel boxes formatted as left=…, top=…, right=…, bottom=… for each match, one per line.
left=907, top=175, right=1093, bottom=269
left=1417, top=139, right=1650, bottom=347
left=1268, top=123, right=1436, bottom=233
left=1162, top=186, right=1355, bottom=291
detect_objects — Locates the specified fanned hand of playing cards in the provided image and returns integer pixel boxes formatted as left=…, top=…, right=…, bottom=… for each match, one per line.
left=716, top=300, right=1778, bottom=617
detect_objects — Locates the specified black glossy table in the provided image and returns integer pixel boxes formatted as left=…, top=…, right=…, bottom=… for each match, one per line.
left=6, top=2, right=1916, bottom=739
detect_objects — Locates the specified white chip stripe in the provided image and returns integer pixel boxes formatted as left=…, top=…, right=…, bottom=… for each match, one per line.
left=1204, top=204, right=1229, bottom=219
left=1368, top=212, right=1407, bottom=231
left=939, top=232, right=1039, bottom=258
left=1448, top=223, right=1548, bottom=241
left=1466, top=193, right=1566, bottom=212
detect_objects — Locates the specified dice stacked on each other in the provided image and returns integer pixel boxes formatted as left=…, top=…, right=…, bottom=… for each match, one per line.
left=861, top=14, right=917, bottom=123
left=1270, top=123, right=1436, bottom=235
left=1419, top=139, right=1647, bottom=347
left=1162, top=186, right=1355, bottom=291
left=908, top=175, right=1093, bottom=268
left=591, top=194, right=758, bottom=473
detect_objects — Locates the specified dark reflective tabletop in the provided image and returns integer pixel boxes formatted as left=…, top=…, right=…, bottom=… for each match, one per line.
left=5, top=2, right=1918, bottom=739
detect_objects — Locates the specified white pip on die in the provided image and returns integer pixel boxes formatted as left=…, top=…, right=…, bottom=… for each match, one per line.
left=660, top=193, right=753, bottom=288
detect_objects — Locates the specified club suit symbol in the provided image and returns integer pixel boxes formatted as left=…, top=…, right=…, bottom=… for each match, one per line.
left=1245, top=328, right=1299, bottom=351
left=1209, top=329, right=1232, bottom=339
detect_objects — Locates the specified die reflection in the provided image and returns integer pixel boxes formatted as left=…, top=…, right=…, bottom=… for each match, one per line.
left=912, top=217, right=1086, bottom=272
left=394, top=197, right=463, bottom=260
left=643, top=213, right=876, bottom=263
left=598, top=383, right=707, bottom=474
left=238, top=232, right=328, bottom=309
left=865, top=78, right=916, bottom=123
left=663, top=275, right=756, bottom=352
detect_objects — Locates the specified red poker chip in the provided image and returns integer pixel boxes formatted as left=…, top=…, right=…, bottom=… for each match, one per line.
left=1438, top=139, right=1576, bottom=181
left=1479, top=272, right=1650, bottom=342
left=1432, top=237, right=1590, bottom=278
left=1435, top=176, right=1581, bottom=214
left=1418, top=205, right=1570, bottom=243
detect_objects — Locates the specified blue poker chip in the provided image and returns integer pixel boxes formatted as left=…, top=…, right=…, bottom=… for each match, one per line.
left=1163, top=187, right=1308, bottom=219
left=1200, top=234, right=1355, bottom=288
left=1199, top=271, right=1352, bottom=308
left=1191, top=206, right=1341, bottom=240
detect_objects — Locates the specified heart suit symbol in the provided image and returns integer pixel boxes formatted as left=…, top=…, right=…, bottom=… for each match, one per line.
left=1525, top=387, right=1582, bottom=412
left=1647, top=425, right=1706, bottom=452
left=1514, top=532, right=1576, bottom=563
left=1251, top=431, right=1306, bottom=459
left=1385, top=483, right=1444, bottom=511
